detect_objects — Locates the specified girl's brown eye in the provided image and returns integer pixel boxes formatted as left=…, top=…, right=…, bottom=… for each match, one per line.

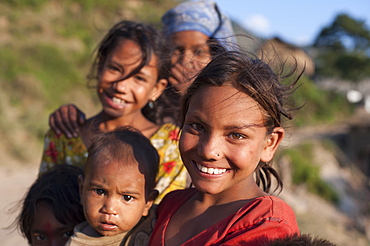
left=135, top=75, right=146, bottom=82
left=63, top=231, right=74, bottom=238
left=229, top=133, right=245, bottom=140
left=190, top=123, right=204, bottom=132
left=195, top=48, right=209, bottom=56
left=34, top=234, right=46, bottom=241
left=123, top=195, right=134, bottom=202
left=107, top=64, right=122, bottom=74
left=94, top=189, right=105, bottom=195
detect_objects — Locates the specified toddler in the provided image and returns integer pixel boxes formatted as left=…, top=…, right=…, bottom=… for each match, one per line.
left=66, top=126, right=159, bottom=245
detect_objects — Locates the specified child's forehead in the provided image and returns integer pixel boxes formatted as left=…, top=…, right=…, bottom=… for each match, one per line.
left=32, top=201, right=75, bottom=231
left=187, top=85, right=265, bottom=124
left=85, top=158, right=148, bottom=178
left=192, top=85, right=256, bottom=107
left=84, top=160, right=148, bottom=192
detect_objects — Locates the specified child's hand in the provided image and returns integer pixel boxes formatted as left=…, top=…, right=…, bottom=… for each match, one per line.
left=168, top=61, right=203, bottom=95
left=49, top=104, right=86, bottom=138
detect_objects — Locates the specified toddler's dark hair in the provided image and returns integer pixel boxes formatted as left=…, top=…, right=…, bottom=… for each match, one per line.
left=86, top=126, right=159, bottom=196
left=16, top=164, right=84, bottom=244
left=180, top=50, right=302, bottom=193
left=264, top=233, right=337, bottom=246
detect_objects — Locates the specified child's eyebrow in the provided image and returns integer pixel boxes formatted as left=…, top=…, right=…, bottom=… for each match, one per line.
left=192, top=44, right=209, bottom=49
left=223, top=123, right=265, bottom=131
left=88, top=180, right=106, bottom=188
left=30, top=229, right=44, bottom=234
left=136, top=70, right=150, bottom=77
left=119, top=189, right=142, bottom=196
left=31, top=224, right=73, bottom=234
left=190, top=114, right=264, bottom=130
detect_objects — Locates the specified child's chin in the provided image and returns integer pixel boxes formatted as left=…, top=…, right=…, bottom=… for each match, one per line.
left=99, top=231, right=121, bottom=236
left=96, top=226, right=124, bottom=237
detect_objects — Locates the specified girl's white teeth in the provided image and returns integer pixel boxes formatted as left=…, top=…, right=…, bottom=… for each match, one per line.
left=196, top=164, right=226, bottom=175
left=112, top=97, right=124, bottom=105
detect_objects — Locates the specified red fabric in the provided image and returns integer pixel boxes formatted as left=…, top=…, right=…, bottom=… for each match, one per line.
left=149, top=188, right=300, bottom=246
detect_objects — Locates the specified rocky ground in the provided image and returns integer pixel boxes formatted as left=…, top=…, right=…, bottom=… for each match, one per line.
left=1, top=159, right=38, bottom=245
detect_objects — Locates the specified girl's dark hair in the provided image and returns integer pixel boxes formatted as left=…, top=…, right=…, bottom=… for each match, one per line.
left=88, top=20, right=172, bottom=124
left=86, top=126, right=159, bottom=195
left=16, top=164, right=84, bottom=244
left=180, top=50, right=302, bottom=193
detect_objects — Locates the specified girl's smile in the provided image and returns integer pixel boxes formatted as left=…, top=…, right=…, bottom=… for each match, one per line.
left=195, top=162, right=228, bottom=175
left=97, top=39, right=164, bottom=120
left=103, top=92, right=129, bottom=110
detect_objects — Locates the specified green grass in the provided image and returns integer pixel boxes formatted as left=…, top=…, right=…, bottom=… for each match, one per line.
left=0, top=44, right=86, bottom=109
left=290, top=76, right=354, bottom=126
left=280, top=142, right=339, bottom=204
left=3, top=0, right=48, bottom=8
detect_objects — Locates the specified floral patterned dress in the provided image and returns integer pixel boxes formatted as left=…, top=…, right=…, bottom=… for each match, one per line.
left=40, top=123, right=187, bottom=203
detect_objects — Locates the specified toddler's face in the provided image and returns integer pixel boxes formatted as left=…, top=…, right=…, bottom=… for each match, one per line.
left=30, top=202, right=75, bottom=246
left=79, top=160, right=153, bottom=236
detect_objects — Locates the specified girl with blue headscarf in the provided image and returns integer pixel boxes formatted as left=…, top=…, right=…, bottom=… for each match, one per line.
left=162, top=0, right=236, bottom=94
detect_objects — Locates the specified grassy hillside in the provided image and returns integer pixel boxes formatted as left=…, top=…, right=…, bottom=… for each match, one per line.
left=0, top=0, right=179, bottom=164
left=0, top=0, right=354, bottom=164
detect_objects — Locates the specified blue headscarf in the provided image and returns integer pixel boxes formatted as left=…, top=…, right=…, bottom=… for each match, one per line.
left=162, top=1, right=237, bottom=50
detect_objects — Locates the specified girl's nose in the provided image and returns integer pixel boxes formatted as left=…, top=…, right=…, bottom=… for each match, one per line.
left=49, top=237, right=64, bottom=246
left=182, top=49, right=195, bottom=66
left=198, top=135, right=223, bottom=160
left=112, top=78, right=130, bottom=93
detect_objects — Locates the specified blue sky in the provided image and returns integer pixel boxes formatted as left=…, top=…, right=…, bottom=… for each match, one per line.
left=211, top=0, right=370, bottom=46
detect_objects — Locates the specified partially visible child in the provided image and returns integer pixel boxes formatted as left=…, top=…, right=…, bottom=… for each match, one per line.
left=66, top=126, right=159, bottom=246
left=162, top=0, right=237, bottom=94
left=149, top=50, right=302, bottom=245
left=14, top=164, right=84, bottom=246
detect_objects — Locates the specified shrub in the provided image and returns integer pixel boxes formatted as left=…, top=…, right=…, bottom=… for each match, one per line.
left=287, top=76, right=354, bottom=127
left=281, top=143, right=339, bottom=204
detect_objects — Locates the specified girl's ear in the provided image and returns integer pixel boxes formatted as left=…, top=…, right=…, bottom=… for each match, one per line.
left=260, top=127, right=285, bottom=163
left=151, top=79, right=168, bottom=101
left=78, top=174, right=85, bottom=204
left=142, top=189, right=159, bottom=217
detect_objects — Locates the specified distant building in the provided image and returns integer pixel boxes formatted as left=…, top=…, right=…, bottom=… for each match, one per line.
left=259, top=37, right=315, bottom=77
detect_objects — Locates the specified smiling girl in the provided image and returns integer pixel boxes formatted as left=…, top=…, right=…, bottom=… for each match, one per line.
left=149, top=50, right=302, bottom=245
left=39, top=20, right=187, bottom=203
